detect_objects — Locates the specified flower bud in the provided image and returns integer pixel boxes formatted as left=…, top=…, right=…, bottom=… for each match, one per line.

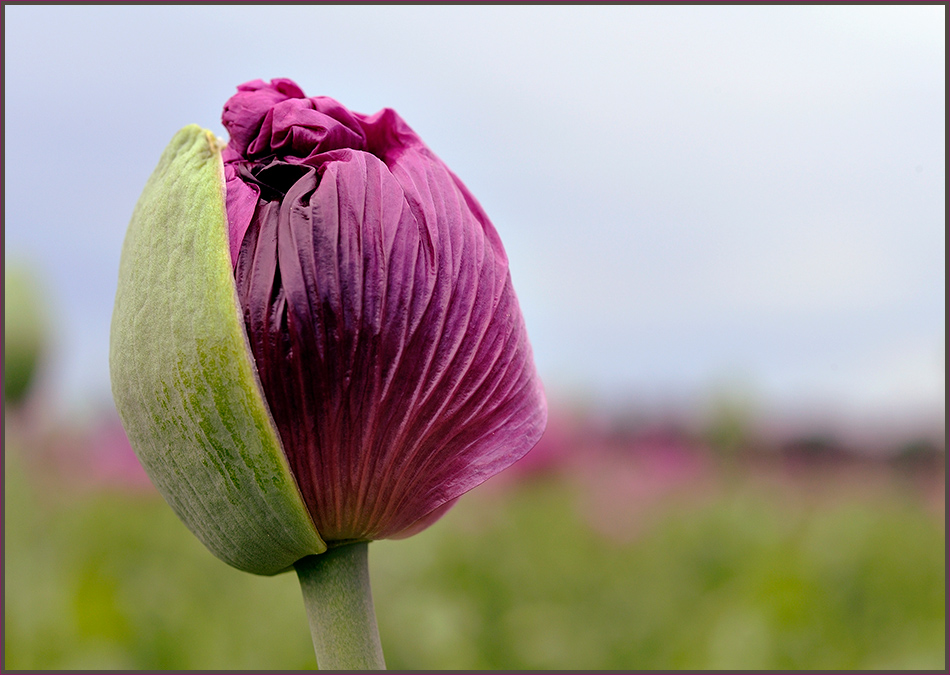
left=4, top=263, right=49, bottom=405
left=110, top=79, right=547, bottom=575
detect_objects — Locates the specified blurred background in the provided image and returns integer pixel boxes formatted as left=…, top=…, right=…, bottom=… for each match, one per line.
left=4, top=5, right=945, bottom=669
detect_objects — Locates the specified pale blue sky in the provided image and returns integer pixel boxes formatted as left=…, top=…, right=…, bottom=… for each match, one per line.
left=4, top=5, right=945, bottom=424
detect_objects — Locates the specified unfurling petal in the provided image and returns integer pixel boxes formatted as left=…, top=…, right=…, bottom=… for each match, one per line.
left=227, top=80, right=547, bottom=542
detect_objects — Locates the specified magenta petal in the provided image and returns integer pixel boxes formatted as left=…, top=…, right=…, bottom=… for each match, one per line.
left=222, top=147, right=260, bottom=265
left=227, top=79, right=546, bottom=542
left=222, top=80, right=300, bottom=157
left=251, top=97, right=367, bottom=161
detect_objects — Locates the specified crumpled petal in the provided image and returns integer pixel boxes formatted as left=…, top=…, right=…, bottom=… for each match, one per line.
left=222, top=78, right=307, bottom=157
left=226, top=80, right=547, bottom=542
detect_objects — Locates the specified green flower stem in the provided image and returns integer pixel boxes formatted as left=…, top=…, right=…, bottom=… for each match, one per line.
left=295, top=542, right=386, bottom=670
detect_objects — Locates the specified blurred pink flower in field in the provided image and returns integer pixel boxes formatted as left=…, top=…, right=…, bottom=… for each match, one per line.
left=28, top=412, right=156, bottom=495
left=578, top=425, right=714, bottom=541
left=86, top=417, right=154, bottom=491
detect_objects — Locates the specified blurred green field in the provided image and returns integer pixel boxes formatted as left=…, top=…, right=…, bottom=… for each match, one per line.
left=4, top=433, right=945, bottom=670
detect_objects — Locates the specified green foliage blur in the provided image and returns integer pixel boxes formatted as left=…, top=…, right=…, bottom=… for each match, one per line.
left=3, top=264, right=49, bottom=405
left=4, top=424, right=944, bottom=670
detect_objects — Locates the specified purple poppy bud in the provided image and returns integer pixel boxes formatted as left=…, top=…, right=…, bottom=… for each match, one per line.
left=110, top=79, right=546, bottom=575
left=223, top=79, right=547, bottom=542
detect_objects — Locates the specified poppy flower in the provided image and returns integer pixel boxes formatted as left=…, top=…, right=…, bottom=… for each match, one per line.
left=110, top=79, right=546, bottom=576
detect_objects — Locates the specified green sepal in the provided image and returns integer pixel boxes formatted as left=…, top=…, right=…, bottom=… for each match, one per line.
left=110, top=125, right=326, bottom=575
